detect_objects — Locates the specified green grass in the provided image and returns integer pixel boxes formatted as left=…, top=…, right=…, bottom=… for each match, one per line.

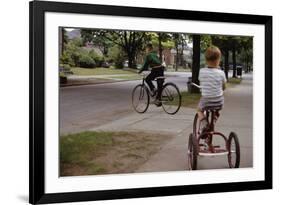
left=60, top=131, right=171, bottom=176
left=60, top=131, right=114, bottom=163
left=180, top=92, right=201, bottom=108
left=70, top=67, right=137, bottom=76
left=109, top=74, right=142, bottom=81
left=226, top=77, right=242, bottom=88
left=167, top=91, right=201, bottom=108
left=228, top=77, right=242, bottom=84
left=60, top=131, right=114, bottom=175
left=166, top=68, right=191, bottom=72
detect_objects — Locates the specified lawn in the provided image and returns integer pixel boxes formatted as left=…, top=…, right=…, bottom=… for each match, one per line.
left=60, top=131, right=171, bottom=176
left=178, top=92, right=201, bottom=108
left=166, top=68, right=191, bottom=72
left=228, top=77, right=242, bottom=84
left=109, top=74, right=142, bottom=81
left=70, top=67, right=137, bottom=76
left=226, top=77, right=242, bottom=88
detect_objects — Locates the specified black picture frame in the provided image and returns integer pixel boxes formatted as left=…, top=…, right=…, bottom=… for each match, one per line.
left=29, top=1, right=272, bottom=204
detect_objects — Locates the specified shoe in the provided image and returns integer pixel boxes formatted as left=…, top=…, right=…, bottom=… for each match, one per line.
left=151, top=89, right=156, bottom=97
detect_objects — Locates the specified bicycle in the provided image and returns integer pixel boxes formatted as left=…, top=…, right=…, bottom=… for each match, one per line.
left=132, top=72, right=182, bottom=115
left=187, top=83, right=240, bottom=170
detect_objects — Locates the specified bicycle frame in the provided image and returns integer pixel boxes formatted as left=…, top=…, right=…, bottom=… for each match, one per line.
left=133, top=72, right=181, bottom=115
left=140, top=73, right=165, bottom=97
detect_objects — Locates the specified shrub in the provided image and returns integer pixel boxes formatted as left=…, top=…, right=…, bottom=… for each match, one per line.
left=61, top=64, right=71, bottom=70
left=59, top=72, right=67, bottom=84
left=115, top=56, right=124, bottom=69
left=78, top=55, right=96, bottom=68
left=107, top=46, right=125, bottom=69
left=60, top=53, right=71, bottom=65
left=89, top=50, right=104, bottom=67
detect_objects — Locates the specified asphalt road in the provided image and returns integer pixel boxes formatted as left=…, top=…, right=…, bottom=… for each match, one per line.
left=60, top=72, right=191, bottom=135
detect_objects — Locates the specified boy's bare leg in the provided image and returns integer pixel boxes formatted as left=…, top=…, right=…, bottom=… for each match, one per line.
left=197, top=110, right=205, bottom=121
left=197, top=108, right=208, bottom=132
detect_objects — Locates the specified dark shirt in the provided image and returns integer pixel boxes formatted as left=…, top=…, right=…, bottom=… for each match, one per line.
left=139, top=51, right=162, bottom=72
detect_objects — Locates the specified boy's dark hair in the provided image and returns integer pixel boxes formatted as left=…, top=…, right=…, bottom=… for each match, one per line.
left=205, top=46, right=221, bottom=62
left=146, top=43, right=153, bottom=50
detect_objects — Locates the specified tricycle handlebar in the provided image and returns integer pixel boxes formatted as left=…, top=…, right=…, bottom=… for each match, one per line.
left=190, top=82, right=201, bottom=89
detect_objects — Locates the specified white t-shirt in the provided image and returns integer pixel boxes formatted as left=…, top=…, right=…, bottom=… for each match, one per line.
left=199, top=67, right=227, bottom=97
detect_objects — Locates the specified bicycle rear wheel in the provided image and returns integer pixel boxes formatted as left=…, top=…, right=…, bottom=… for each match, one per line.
left=161, top=83, right=181, bottom=115
left=132, top=84, right=150, bottom=113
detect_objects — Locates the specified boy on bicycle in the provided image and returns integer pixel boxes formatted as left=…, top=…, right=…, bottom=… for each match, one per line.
left=138, top=43, right=164, bottom=106
left=198, top=46, right=227, bottom=130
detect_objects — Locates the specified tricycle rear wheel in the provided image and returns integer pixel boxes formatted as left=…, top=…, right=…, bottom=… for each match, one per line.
left=188, top=133, right=198, bottom=170
left=227, top=132, right=240, bottom=168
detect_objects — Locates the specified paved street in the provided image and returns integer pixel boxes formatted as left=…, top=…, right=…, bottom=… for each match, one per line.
left=60, top=72, right=190, bottom=135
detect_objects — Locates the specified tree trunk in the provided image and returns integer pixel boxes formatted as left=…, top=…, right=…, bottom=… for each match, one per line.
left=191, top=34, right=201, bottom=93
left=60, top=27, right=64, bottom=56
left=224, top=50, right=229, bottom=80
left=175, top=46, right=179, bottom=71
left=232, top=45, right=237, bottom=78
left=158, top=33, right=163, bottom=63
left=128, top=54, right=136, bottom=68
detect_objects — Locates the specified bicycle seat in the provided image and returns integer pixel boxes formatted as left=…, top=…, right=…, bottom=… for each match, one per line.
left=203, top=105, right=222, bottom=111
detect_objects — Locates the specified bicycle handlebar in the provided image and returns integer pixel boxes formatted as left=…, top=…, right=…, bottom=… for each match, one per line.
left=139, top=71, right=150, bottom=77
left=190, top=82, right=201, bottom=89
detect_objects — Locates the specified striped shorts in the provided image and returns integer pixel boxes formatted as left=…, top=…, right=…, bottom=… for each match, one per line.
left=198, top=95, right=224, bottom=111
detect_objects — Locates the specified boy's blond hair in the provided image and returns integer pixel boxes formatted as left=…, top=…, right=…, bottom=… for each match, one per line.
left=205, top=46, right=221, bottom=62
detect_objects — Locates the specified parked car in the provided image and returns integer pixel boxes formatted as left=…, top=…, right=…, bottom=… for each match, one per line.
left=101, top=61, right=110, bottom=68
left=124, top=60, right=129, bottom=68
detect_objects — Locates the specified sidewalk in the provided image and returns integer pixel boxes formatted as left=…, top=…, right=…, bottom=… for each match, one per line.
left=90, top=73, right=253, bottom=171
left=61, top=71, right=191, bottom=87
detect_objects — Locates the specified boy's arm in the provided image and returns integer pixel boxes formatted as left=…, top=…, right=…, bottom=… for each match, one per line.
left=138, top=55, right=149, bottom=73
left=223, top=82, right=226, bottom=90
left=222, top=71, right=227, bottom=90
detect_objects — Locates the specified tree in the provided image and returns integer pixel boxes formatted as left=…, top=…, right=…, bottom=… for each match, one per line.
left=107, top=45, right=126, bottom=68
left=172, top=33, right=188, bottom=70
left=81, top=29, right=112, bottom=56
left=81, top=29, right=148, bottom=68
left=200, top=35, right=212, bottom=51
left=60, top=28, right=69, bottom=56
left=191, top=34, right=201, bottom=93
left=230, top=37, right=238, bottom=78
left=172, top=33, right=181, bottom=70
left=60, top=37, right=83, bottom=67
left=156, top=33, right=172, bottom=63
left=179, top=34, right=189, bottom=67
left=211, top=36, right=232, bottom=80
left=239, top=37, right=253, bottom=73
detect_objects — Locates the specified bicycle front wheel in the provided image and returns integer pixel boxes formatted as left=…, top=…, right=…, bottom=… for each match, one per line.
left=132, top=84, right=150, bottom=113
left=161, top=83, right=181, bottom=115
